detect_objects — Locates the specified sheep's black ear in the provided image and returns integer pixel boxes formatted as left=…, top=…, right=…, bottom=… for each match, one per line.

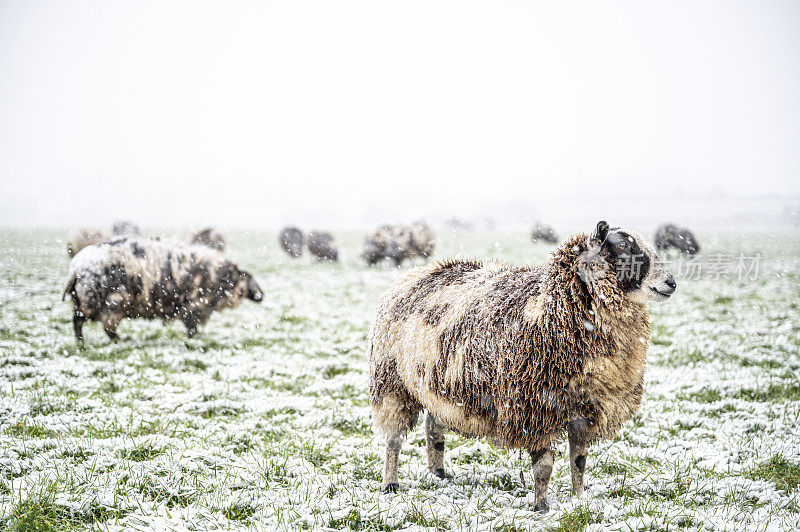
left=593, top=221, right=609, bottom=243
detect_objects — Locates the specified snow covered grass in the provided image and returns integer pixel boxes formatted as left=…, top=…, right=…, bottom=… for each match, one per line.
left=1, top=227, right=799, bottom=531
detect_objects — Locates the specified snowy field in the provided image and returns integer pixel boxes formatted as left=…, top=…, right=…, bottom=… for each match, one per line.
left=1, top=227, right=799, bottom=531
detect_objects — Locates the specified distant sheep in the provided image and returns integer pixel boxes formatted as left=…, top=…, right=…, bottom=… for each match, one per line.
left=530, top=222, right=558, bottom=244
left=66, top=227, right=109, bottom=258
left=111, top=220, right=141, bottom=236
left=279, top=226, right=304, bottom=258
left=362, top=222, right=435, bottom=266
left=63, top=236, right=263, bottom=342
left=654, top=223, right=700, bottom=254
left=306, top=231, right=338, bottom=262
left=189, top=227, right=226, bottom=251
left=369, top=221, right=676, bottom=511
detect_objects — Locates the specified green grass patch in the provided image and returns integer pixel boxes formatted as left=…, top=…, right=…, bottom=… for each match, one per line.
left=120, top=445, right=164, bottom=462
left=331, top=416, right=372, bottom=436
left=747, top=454, right=800, bottom=492
left=551, top=505, right=602, bottom=532
left=405, top=507, right=448, bottom=530
left=323, top=364, right=351, bottom=379
left=5, top=490, right=126, bottom=531
left=328, top=509, right=396, bottom=531
left=223, top=502, right=259, bottom=521
left=4, top=421, right=60, bottom=439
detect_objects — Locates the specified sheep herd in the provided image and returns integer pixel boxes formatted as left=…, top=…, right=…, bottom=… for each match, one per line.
left=60, top=218, right=699, bottom=512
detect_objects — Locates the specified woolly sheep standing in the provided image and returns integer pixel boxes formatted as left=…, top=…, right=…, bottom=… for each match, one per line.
left=279, top=226, right=304, bottom=258
left=530, top=222, right=559, bottom=244
left=66, top=227, right=109, bottom=258
left=362, top=222, right=435, bottom=266
left=111, top=220, right=141, bottom=236
left=369, top=221, right=676, bottom=511
left=654, top=223, right=700, bottom=254
left=306, top=231, right=338, bottom=261
left=63, top=235, right=263, bottom=342
left=189, top=227, right=226, bottom=251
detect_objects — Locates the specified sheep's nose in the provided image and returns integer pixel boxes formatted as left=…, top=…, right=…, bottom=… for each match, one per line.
left=665, top=276, right=677, bottom=290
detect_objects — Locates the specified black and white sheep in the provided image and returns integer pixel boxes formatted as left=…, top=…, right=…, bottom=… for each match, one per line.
left=66, top=227, right=109, bottom=258
left=63, top=235, right=263, bottom=342
left=279, top=226, right=304, bottom=258
left=654, top=223, right=700, bottom=254
left=362, top=222, right=435, bottom=266
left=306, top=231, right=338, bottom=262
left=188, top=227, right=226, bottom=252
left=369, top=221, right=676, bottom=511
left=530, top=222, right=559, bottom=244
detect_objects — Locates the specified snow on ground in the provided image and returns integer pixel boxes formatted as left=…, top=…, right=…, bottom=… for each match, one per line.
left=0, top=228, right=799, bottom=531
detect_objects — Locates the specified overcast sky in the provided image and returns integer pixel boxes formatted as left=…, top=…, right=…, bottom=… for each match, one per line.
left=1, top=1, right=799, bottom=228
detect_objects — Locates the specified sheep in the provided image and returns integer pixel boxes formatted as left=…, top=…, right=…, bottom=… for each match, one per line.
left=63, top=235, right=263, bottom=343
left=66, top=227, right=109, bottom=258
left=362, top=222, right=435, bottom=266
left=530, top=222, right=558, bottom=244
left=654, top=223, right=700, bottom=254
left=306, top=231, right=338, bottom=262
left=279, top=226, right=304, bottom=258
left=111, top=220, right=141, bottom=236
left=189, top=227, right=226, bottom=251
left=369, top=221, right=676, bottom=511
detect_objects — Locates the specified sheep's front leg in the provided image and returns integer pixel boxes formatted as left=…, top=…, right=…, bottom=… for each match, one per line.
left=568, top=418, right=589, bottom=496
left=530, top=448, right=554, bottom=513
left=382, top=431, right=405, bottom=493
left=425, top=412, right=447, bottom=478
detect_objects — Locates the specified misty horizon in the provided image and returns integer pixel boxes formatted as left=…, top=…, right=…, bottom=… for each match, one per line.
left=2, top=1, right=799, bottom=229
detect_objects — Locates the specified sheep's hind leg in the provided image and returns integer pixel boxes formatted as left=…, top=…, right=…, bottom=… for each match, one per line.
left=530, top=448, right=555, bottom=513
left=382, top=431, right=405, bottom=493
left=72, top=311, right=85, bottom=343
left=568, top=418, right=590, bottom=497
left=425, top=412, right=447, bottom=479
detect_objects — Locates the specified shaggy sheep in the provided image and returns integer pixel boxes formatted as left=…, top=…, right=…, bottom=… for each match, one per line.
left=369, top=221, right=676, bottom=511
left=189, top=227, right=226, bottom=251
left=111, top=220, right=141, bottom=236
left=63, top=236, right=263, bottom=342
left=530, top=222, right=559, bottom=244
left=66, top=227, right=109, bottom=258
left=279, top=226, right=304, bottom=258
left=362, top=222, right=435, bottom=266
left=306, top=231, right=338, bottom=262
left=654, top=223, right=700, bottom=254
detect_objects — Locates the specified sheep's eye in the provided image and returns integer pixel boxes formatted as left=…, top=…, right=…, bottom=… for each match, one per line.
left=617, top=242, right=628, bottom=250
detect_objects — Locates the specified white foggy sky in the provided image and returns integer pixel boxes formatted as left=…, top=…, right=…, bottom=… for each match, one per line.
left=1, top=1, right=799, bottom=228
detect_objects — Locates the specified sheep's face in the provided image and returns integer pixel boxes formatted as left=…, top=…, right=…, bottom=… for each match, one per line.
left=674, top=228, right=700, bottom=255
left=362, top=238, right=384, bottom=265
left=593, top=221, right=676, bottom=304
left=237, top=270, right=264, bottom=303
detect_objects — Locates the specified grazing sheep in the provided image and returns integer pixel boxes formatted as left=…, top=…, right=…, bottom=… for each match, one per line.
left=63, top=236, right=263, bottom=342
left=66, top=227, right=109, bottom=258
left=189, top=227, right=226, bottom=251
left=530, top=222, right=558, bottom=244
left=111, top=220, right=141, bottom=236
left=369, top=221, right=676, bottom=511
left=363, top=222, right=436, bottom=266
left=306, top=231, right=338, bottom=262
left=279, top=226, right=304, bottom=258
left=654, top=223, right=700, bottom=254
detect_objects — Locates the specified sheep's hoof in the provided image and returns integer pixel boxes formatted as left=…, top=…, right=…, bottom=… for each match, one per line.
left=383, top=483, right=399, bottom=493
left=433, top=468, right=446, bottom=479
left=534, top=501, right=550, bottom=514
